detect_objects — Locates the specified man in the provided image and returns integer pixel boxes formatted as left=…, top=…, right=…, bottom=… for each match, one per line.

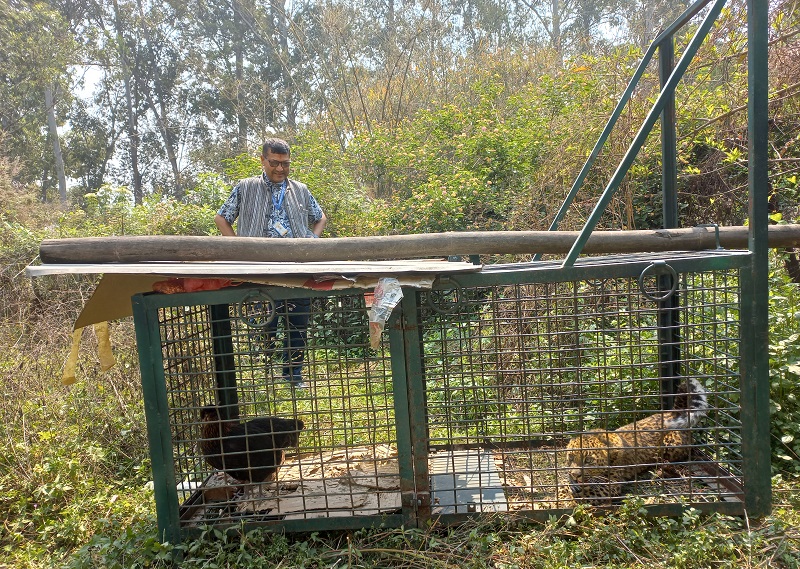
left=215, top=138, right=327, bottom=388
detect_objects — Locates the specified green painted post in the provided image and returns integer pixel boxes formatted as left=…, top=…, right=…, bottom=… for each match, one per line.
left=132, top=294, right=182, bottom=544
left=394, top=292, right=432, bottom=526
left=742, top=0, right=772, bottom=517
left=658, top=35, right=682, bottom=403
left=209, top=304, right=239, bottom=418
left=660, top=37, right=678, bottom=229
left=388, top=293, right=423, bottom=527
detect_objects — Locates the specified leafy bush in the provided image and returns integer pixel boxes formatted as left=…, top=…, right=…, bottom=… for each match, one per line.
left=767, top=251, right=800, bottom=475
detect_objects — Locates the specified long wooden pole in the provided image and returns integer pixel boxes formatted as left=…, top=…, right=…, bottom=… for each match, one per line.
left=38, top=225, right=800, bottom=264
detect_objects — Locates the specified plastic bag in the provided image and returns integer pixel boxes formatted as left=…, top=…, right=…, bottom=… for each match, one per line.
left=368, top=278, right=403, bottom=348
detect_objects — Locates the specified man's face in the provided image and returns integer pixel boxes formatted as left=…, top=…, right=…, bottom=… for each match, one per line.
left=261, top=150, right=291, bottom=183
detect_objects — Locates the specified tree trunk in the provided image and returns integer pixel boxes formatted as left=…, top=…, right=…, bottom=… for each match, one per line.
left=642, top=1, right=655, bottom=49
left=144, top=86, right=182, bottom=198
left=233, top=0, right=248, bottom=151
left=551, top=0, right=563, bottom=65
left=112, top=0, right=143, bottom=204
left=45, top=85, right=67, bottom=204
left=37, top=225, right=800, bottom=264
left=136, top=0, right=182, bottom=199
left=272, top=0, right=295, bottom=129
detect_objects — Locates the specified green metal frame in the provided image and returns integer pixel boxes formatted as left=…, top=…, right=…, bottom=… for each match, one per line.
left=132, top=0, right=771, bottom=541
left=133, top=285, right=411, bottom=540
left=133, top=248, right=763, bottom=539
left=532, top=0, right=771, bottom=516
left=533, top=0, right=714, bottom=261
left=744, top=0, right=771, bottom=518
left=562, top=0, right=727, bottom=267
left=403, top=249, right=754, bottom=525
left=132, top=295, right=182, bottom=545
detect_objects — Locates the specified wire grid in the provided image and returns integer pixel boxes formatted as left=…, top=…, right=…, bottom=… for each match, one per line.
left=417, top=268, right=744, bottom=510
left=154, top=290, right=401, bottom=526
left=144, top=261, right=747, bottom=528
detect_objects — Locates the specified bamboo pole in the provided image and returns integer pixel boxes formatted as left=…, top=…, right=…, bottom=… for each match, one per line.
left=38, top=225, right=800, bottom=264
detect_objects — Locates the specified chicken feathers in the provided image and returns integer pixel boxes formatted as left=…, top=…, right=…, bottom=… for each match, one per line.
left=199, top=406, right=304, bottom=483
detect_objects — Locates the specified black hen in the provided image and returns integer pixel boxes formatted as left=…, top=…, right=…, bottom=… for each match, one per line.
left=199, top=406, right=304, bottom=484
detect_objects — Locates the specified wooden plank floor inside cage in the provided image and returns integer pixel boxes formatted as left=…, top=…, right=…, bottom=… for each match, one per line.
left=181, top=444, right=402, bottom=524
left=180, top=443, right=743, bottom=526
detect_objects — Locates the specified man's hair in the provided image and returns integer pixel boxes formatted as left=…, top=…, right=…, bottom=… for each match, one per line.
left=262, top=138, right=291, bottom=156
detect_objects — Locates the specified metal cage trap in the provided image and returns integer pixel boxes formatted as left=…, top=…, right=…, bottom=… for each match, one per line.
left=132, top=249, right=767, bottom=541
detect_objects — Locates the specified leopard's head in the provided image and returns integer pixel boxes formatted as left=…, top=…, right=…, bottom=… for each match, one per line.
left=565, top=431, right=616, bottom=482
left=565, top=432, right=624, bottom=503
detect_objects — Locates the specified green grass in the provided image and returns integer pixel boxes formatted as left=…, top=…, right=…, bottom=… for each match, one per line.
left=60, top=496, right=800, bottom=568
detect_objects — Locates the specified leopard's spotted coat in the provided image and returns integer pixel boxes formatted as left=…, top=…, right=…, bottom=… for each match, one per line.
left=565, top=379, right=708, bottom=505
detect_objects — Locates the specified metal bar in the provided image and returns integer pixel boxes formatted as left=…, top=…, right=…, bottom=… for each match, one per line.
left=562, top=0, right=728, bottom=268
left=658, top=35, right=681, bottom=405
left=388, top=294, right=422, bottom=527
left=451, top=251, right=750, bottom=289
left=742, top=0, right=772, bottom=517
left=534, top=0, right=713, bottom=262
left=660, top=36, right=678, bottom=230
left=657, top=273, right=682, bottom=407
left=652, top=0, right=716, bottom=45
left=537, top=38, right=661, bottom=240
left=398, top=291, right=433, bottom=526
left=493, top=501, right=745, bottom=524
left=209, top=304, right=238, bottom=418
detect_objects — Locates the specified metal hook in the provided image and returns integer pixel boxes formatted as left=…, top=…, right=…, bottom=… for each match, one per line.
left=236, top=289, right=278, bottom=328
left=426, top=277, right=464, bottom=314
left=638, top=261, right=678, bottom=301
left=696, top=223, right=723, bottom=250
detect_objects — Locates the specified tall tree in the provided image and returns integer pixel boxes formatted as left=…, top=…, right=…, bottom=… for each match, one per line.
left=623, top=0, right=691, bottom=49
left=516, top=0, right=622, bottom=63
left=135, top=0, right=188, bottom=198
left=0, top=1, right=77, bottom=199
left=111, top=0, right=143, bottom=203
left=175, top=0, right=262, bottom=157
left=233, top=0, right=247, bottom=151
left=64, top=96, right=121, bottom=193
left=44, top=85, right=67, bottom=202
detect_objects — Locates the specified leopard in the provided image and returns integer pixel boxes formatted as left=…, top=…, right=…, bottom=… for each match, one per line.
left=565, top=378, right=708, bottom=505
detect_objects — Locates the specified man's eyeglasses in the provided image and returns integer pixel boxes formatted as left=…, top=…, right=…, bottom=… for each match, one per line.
left=266, top=159, right=291, bottom=168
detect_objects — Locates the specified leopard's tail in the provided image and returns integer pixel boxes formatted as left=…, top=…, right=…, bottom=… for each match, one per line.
left=664, top=378, right=709, bottom=429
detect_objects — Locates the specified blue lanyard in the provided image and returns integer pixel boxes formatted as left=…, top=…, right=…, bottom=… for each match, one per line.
left=272, top=181, right=287, bottom=211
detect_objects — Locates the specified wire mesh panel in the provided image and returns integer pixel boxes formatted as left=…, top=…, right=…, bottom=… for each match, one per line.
left=132, top=251, right=764, bottom=540
left=133, top=286, right=405, bottom=541
left=413, top=253, right=747, bottom=520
